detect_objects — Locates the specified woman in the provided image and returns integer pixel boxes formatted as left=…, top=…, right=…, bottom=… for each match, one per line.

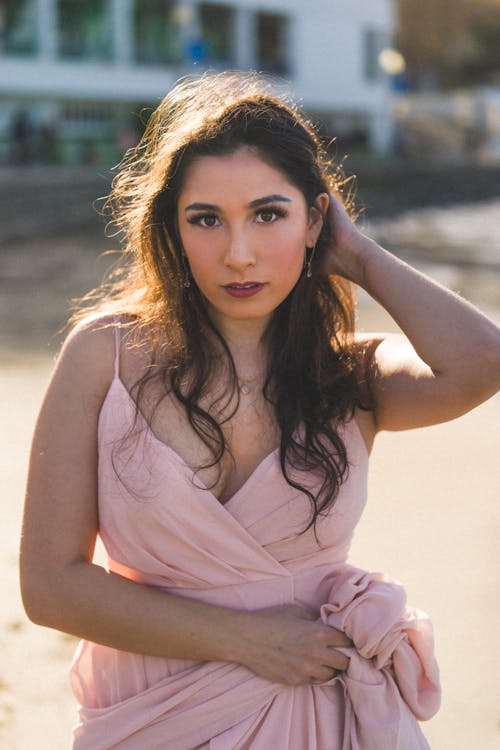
left=20, top=72, right=500, bottom=749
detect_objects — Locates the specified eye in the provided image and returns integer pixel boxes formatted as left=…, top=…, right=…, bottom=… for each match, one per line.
left=187, top=213, right=220, bottom=228
left=255, top=206, right=287, bottom=224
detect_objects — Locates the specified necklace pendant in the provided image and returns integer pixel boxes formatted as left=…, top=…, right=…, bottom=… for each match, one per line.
left=240, top=383, right=251, bottom=395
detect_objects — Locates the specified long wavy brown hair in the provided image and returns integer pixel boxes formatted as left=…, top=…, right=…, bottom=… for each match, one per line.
left=74, top=71, right=369, bottom=532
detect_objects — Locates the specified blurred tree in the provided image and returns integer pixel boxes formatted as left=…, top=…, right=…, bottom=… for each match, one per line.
left=396, top=0, right=500, bottom=89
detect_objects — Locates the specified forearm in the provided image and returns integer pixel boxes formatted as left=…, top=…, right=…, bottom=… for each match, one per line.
left=23, top=560, right=247, bottom=663
left=354, top=237, right=500, bottom=382
left=23, top=561, right=351, bottom=685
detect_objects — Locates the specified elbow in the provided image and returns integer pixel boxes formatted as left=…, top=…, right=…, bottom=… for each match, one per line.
left=20, top=563, right=72, bottom=629
left=21, top=558, right=94, bottom=630
left=20, top=570, right=54, bottom=627
left=22, top=602, right=48, bottom=628
left=457, top=346, right=500, bottom=409
left=488, top=344, right=500, bottom=387
left=454, top=337, right=500, bottom=401
left=477, top=340, right=500, bottom=393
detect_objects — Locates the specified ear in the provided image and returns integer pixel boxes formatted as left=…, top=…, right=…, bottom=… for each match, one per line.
left=306, top=192, right=329, bottom=246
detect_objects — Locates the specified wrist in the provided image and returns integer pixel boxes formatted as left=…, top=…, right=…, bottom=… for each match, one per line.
left=323, top=228, right=378, bottom=285
left=334, top=235, right=381, bottom=286
left=207, top=607, right=254, bottom=664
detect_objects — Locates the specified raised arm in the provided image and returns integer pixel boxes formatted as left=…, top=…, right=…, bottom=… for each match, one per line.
left=324, top=194, right=500, bottom=432
left=20, top=318, right=350, bottom=685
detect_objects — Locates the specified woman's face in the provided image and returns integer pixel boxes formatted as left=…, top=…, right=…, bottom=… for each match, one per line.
left=176, top=146, right=326, bottom=330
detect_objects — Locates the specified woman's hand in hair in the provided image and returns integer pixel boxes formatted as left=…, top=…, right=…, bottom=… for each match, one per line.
left=322, top=192, right=372, bottom=284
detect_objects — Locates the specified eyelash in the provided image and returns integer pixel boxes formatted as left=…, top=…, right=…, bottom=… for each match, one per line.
left=186, top=206, right=288, bottom=228
left=256, top=206, right=288, bottom=223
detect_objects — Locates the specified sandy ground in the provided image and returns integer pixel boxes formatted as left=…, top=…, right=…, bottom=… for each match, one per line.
left=1, top=240, right=500, bottom=748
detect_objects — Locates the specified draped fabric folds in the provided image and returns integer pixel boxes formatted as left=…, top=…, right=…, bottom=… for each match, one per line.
left=70, top=377, right=440, bottom=749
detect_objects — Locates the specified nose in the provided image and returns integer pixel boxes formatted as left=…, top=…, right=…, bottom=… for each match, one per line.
left=223, top=229, right=256, bottom=272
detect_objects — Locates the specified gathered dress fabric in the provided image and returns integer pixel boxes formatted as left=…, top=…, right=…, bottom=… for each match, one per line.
left=70, top=331, right=441, bottom=750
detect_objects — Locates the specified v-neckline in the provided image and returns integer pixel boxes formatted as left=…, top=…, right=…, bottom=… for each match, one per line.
left=100, top=377, right=294, bottom=580
left=108, top=376, right=280, bottom=509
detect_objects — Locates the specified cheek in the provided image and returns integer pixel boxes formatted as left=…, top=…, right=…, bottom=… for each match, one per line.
left=269, top=230, right=307, bottom=274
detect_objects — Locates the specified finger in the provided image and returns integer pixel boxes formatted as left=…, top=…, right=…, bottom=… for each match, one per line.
left=310, top=666, right=340, bottom=685
left=325, top=649, right=350, bottom=671
left=316, top=624, right=352, bottom=648
left=322, top=646, right=349, bottom=670
left=326, top=632, right=353, bottom=648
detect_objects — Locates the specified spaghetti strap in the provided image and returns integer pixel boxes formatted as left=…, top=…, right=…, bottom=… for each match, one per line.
left=113, top=316, right=120, bottom=379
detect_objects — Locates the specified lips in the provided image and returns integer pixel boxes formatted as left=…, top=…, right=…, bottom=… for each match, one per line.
left=222, top=281, right=266, bottom=298
left=224, top=281, right=261, bottom=289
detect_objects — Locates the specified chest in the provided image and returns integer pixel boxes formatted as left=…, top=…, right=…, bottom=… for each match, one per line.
left=140, top=385, right=281, bottom=505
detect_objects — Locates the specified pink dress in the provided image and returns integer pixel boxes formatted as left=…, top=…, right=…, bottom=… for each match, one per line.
left=70, top=332, right=440, bottom=749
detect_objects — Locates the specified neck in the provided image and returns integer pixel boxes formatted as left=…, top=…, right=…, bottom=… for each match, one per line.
left=208, top=307, right=271, bottom=373
left=202, top=309, right=274, bottom=400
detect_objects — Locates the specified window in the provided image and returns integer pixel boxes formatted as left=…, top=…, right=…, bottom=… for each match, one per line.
left=0, top=0, right=37, bottom=56
left=257, top=12, right=289, bottom=76
left=199, top=3, right=234, bottom=64
left=60, top=100, right=119, bottom=164
left=134, top=0, right=179, bottom=65
left=58, top=0, right=112, bottom=60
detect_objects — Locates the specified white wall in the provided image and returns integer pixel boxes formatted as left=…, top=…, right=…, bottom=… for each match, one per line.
left=294, top=0, right=393, bottom=106
left=292, top=0, right=394, bottom=151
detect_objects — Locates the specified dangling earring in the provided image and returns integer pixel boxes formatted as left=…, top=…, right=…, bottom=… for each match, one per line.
left=305, top=244, right=316, bottom=278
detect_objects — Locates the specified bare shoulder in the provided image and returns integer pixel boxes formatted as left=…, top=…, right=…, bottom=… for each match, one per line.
left=59, top=313, right=158, bottom=400
left=27, top=314, right=123, bottom=467
left=46, top=313, right=121, bottom=414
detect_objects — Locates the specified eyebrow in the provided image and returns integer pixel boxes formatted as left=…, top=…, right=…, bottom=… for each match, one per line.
left=184, top=194, right=292, bottom=212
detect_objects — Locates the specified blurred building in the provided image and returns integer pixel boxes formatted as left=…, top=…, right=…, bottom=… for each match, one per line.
left=393, top=1, right=500, bottom=163
left=396, top=0, right=500, bottom=91
left=0, top=0, right=395, bottom=165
